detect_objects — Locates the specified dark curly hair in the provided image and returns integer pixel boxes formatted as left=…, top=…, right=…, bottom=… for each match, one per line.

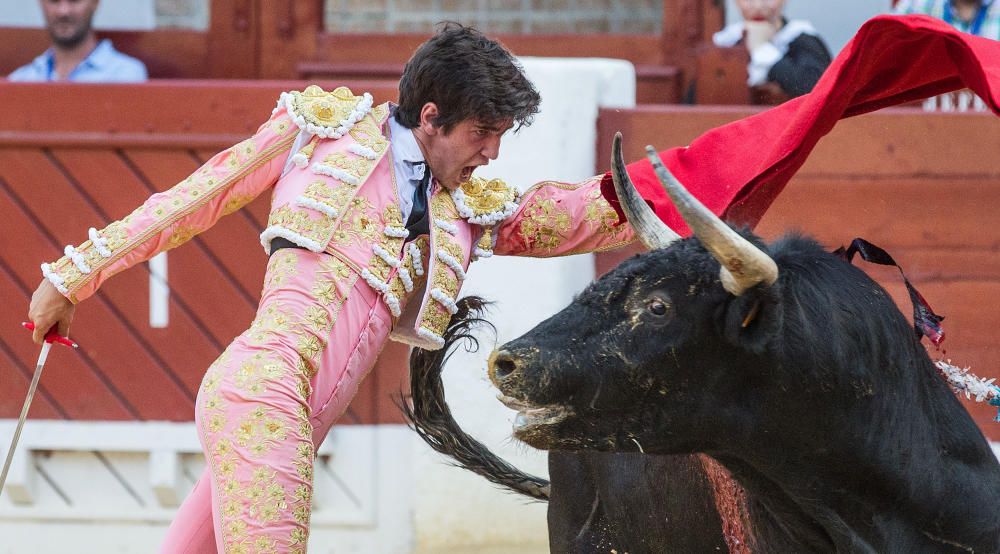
left=395, top=22, right=541, bottom=133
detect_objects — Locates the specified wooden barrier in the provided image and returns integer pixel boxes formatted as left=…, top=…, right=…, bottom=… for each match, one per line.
left=0, top=81, right=406, bottom=424
left=596, top=105, right=1000, bottom=437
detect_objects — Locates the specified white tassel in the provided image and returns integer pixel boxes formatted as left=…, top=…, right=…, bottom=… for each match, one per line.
left=373, top=244, right=401, bottom=268
left=408, top=243, right=425, bottom=276
left=88, top=228, right=112, bottom=258
left=384, top=226, right=409, bottom=239
left=291, top=152, right=309, bottom=169
left=312, top=163, right=360, bottom=186
left=397, top=266, right=414, bottom=292
left=417, top=327, right=446, bottom=349
left=259, top=226, right=324, bottom=254
left=433, top=218, right=459, bottom=235
left=64, top=245, right=91, bottom=274
left=294, top=196, right=339, bottom=218
left=437, top=250, right=466, bottom=282
left=348, top=143, right=379, bottom=160
left=430, top=288, right=459, bottom=315
left=40, top=263, right=69, bottom=294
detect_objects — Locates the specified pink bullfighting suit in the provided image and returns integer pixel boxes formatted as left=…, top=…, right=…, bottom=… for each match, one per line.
left=39, top=86, right=634, bottom=552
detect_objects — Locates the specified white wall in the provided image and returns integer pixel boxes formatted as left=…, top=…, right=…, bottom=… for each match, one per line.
left=0, top=0, right=155, bottom=29
left=411, top=56, right=636, bottom=554
left=724, top=0, right=893, bottom=55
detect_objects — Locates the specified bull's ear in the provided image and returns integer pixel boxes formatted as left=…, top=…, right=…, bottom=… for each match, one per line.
left=720, top=284, right=782, bottom=353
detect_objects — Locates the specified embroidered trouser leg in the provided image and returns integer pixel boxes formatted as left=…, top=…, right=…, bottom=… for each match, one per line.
left=160, top=248, right=391, bottom=553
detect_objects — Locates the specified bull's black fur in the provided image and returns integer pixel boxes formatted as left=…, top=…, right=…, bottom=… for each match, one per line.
left=493, top=231, right=1000, bottom=553
left=403, top=296, right=730, bottom=553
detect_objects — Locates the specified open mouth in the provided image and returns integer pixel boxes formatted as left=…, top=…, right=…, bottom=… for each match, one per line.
left=459, top=166, right=475, bottom=182
left=497, top=394, right=572, bottom=432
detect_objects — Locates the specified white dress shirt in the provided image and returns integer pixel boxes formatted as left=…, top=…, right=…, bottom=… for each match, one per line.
left=388, top=109, right=432, bottom=224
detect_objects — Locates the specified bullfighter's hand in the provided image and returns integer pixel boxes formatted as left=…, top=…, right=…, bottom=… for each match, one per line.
left=28, top=279, right=75, bottom=345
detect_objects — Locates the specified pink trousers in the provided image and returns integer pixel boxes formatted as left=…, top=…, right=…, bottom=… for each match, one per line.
left=160, top=248, right=392, bottom=553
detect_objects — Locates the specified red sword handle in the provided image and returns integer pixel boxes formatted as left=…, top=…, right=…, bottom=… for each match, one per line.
left=21, top=322, right=78, bottom=348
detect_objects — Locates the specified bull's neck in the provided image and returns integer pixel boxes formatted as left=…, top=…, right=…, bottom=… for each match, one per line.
left=710, top=397, right=1000, bottom=553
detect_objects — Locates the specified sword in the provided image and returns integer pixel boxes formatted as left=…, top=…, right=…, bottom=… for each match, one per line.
left=0, top=322, right=78, bottom=497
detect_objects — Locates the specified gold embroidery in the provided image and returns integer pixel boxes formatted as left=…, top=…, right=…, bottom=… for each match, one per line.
left=235, top=407, right=289, bottom=458
left=318, top=151, right=369, bottom=178
left=263, top=250, right=300, bottom=291
left=223, top=193, right=257, bottom=215
left=234, top=352, right=285, bottom=396
left=167, top=224, right=200, bottom=249
left=270, top=117, right=292, bottom=136
left=287, top=85, right=361, bottom=130
left=331, top=196, right=380, bottom=247
left=296, top=334, right=324, bottom=366
left=584, top=186, right=621, bottom=235
left=233, top=138, right=257, bottom=163
left=303, top=305, right=333, bottom=335
left=266, top=205, right=338, bottom=249
left=248, top=302, right=294, bottom=342
left=518, top=196, right=572, bottom=253
left=458, top=176, right=518, bottom=217
left=300, top=180, right=354, bottom=212
left=349, top=113, right=389, bottom=154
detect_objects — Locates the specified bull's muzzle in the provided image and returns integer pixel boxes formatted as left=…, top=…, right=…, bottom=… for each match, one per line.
left=488, top=349, right=520, bottom=389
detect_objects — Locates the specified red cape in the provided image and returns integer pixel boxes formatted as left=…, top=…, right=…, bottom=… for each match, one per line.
left=602, top=15, right=1000, bottom=234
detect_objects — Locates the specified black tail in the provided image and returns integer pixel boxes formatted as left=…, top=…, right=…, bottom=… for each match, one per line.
left=400, top=296, right=551, bottom=501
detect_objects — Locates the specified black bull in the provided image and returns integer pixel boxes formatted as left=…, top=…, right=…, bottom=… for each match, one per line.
left=403, top=296, right=737, bottom=553
left=404, top=137, right=1000, bottom=552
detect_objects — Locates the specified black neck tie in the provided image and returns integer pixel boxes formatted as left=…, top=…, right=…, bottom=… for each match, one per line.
left=405, top=162, right=430, bottom=239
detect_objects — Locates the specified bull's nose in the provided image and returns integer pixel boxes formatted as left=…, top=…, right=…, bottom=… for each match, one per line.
left=488, top=349, right=519, bottom=384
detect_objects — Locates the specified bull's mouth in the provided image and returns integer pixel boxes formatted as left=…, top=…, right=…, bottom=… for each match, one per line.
left=497, top=394, right=573, bottom=433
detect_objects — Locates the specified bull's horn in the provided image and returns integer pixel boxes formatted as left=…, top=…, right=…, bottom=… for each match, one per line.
left=610, top=133, right=680, bottom=250
left=644, top=146, right=778, bottom=295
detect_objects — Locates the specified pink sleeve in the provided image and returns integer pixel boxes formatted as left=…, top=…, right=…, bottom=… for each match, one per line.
left=41, top=105, right=300, bottom=303
left=493, top=175, right=635, bottom=258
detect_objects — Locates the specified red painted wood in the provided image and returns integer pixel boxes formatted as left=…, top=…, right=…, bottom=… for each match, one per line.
left=0, top=149, right=194, bottom=420
left=0, top=163, right=134, bottom=420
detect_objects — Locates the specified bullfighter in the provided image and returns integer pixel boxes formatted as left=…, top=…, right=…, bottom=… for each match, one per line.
left=26, top=23, right=633, bottom=552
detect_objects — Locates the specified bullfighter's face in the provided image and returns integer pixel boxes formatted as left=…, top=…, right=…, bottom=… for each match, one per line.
left=488, top=239, right=763, bottom=453
left=412, top=101, right=511, bottom=191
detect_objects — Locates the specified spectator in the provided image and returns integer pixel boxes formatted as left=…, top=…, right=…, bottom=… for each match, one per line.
left=894, top=0, right=997, bottom=111
left=893, top=0, right=999, bottom=39
left=713, top=0, right=832, bottom=99
left=8, top=0, right=147, bottom=82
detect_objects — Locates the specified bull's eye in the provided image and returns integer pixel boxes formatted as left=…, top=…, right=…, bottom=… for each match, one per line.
left=647, top=299, right=669, bottom=316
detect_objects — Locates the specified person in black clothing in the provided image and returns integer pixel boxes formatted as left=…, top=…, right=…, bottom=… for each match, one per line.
left=714, top=0, right=832, bottom=99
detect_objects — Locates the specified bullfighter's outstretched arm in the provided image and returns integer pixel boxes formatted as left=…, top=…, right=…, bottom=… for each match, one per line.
left=492, top=175, right=635, bottom=258
left=41, top=105, right=298, bottom=304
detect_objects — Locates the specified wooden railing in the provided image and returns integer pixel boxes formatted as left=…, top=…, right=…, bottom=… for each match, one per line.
left=0, top=81, right=405, bottom=424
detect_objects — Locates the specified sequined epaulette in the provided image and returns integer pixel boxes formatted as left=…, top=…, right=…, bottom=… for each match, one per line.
left=277, top=85, right=374, bottom=139
left=450, top=176, right=520, bottom=226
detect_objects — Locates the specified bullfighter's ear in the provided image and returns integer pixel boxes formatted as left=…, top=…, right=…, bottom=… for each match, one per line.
left=720, top=285, right=782, bottom=354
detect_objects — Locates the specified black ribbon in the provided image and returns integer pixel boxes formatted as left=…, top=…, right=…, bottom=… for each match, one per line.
left=834, top=238, right=945, bottom=347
